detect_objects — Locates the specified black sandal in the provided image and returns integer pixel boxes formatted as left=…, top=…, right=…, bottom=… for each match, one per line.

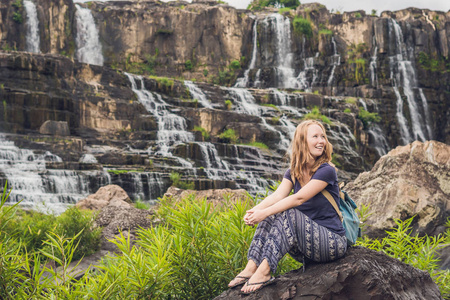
left=228, top=275, right=250, bottom=288
left=240, top=276, right=275, bottom=294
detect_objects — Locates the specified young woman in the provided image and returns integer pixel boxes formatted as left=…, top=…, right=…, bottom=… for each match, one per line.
left=228, top=120, right=347, bottom=294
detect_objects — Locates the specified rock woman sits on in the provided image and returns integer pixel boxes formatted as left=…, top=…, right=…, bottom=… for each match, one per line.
left=228, top=120, right=347, bottom=294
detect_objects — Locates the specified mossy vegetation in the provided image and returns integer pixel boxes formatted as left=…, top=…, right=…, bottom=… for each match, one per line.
left=303, top=106, right=332, bottom=124
left=358, top=107, right=381, bottom=129
left=193, top=126, right=210, bottom=140
left=225, top=99, right=233, bottom=110
left=418, top=52, right=450, bottom=73
left=241, top=141, right=269, bottom=150
left=212, top=60, right=242, bottom=86
left=219, top=128, right=239, bottom=144
left=248, top=0, right=300, bottom=10
left=170, top=172, right=194, bottom=190
left=293, top=17, right=313, bottom=38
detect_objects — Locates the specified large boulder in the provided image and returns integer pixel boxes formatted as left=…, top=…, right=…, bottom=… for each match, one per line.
left=215, top=246, right=442, bottom=300
left=76, top=185, right=132, bottom=211
left=345, top=141, right=450, bottom=238
left=95, top=205, right=154, bottom=252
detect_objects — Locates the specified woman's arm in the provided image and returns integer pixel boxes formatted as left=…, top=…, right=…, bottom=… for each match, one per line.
left=245, top=179, right=328, bottom=225
left=252, top=178, right=293, bottom=210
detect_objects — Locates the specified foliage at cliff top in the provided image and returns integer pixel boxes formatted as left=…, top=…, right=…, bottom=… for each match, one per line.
left=248, top=0, right=300, bottom=10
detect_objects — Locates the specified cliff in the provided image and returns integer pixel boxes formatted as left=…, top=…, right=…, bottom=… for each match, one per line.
left=0, top=0, right=448, bottom=212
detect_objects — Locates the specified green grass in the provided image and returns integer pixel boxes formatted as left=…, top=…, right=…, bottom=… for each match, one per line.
left=241, top=141, right=269, bottom=150
left=303, top=106, right=332, bottom=124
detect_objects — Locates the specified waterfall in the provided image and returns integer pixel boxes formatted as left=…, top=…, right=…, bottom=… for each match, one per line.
left=271, top=14, right=296, bottom=88
left=235, top=19, right=258, bottom=88
left=0, top=135, right=110, bottom=214
left=226, top=88, right=262, bottom=116
left=369, top=39, right=379, bottom=88
left=197, top=142, right=230, bottom=180
left=184, top=81, right=213, bottom=108
left=418, top=89, right=433, bottom=138
left=126, top=73, right=194, bottom=156
left=327, top=37, right=341, bottom=86
left=295, top=53, right=319, bottom=91
left=389, top=19, right=431, bottom=143
left=226, top=88, right=291, bottom=150
left=75, top=4, right=104, bottom=66
left=24, top=0, right=40, bottom=53
left=237, top=14, right=298, bottom=88
left=358, top=99, right=390, bottom=156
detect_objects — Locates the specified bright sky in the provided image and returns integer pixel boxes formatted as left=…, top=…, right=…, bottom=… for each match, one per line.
left=171, top=0, right=449, bottom=13
left=73, top=0, right=449, bottom=13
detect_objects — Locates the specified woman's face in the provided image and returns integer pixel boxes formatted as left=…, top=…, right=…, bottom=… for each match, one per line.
left=306, top=124, right=326, bottom=158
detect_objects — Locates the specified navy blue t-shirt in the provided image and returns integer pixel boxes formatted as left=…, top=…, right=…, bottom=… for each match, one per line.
left=284, top=163, right=345, bottom=236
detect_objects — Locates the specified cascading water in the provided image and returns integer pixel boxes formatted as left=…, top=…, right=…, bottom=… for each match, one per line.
left=24, top=0, right=40, bottom=53
left=388, top=19, right=432, bottom=143
left=327, top=37, right=341, bottom=86
left=235, top=19, right=258, bottom=88
left=226, top=88, right=291, bottom=149
left=75, top=4, right=104, bottom=66
left=0, top=135, right=110, bottom=214
left=295, top=53, right=319, bottom=91
left=237, top=14, right=299, bottom=88
left=185, top=81, right=213, bottom=109
left=269, top=14, right=297, bottom=88
left=126, top=73, right=194, bottom=156
left=369, top=38, right=379, bottom=88
left=358, top=99, right=389, bottom=156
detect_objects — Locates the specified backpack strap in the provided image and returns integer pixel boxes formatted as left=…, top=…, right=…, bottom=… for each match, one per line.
left=321, top=190, right=343, bottom=222
left=291, top=173, right=344, bottom=223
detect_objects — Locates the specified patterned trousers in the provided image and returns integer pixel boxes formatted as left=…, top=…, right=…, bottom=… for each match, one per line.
left=247, top=208, right=347, bottom=273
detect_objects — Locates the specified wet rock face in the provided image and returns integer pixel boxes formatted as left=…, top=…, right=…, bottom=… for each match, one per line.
left=215, top=246, right=442, bottom=300
left=345, top=141, right=450, bottom=238
left=87, top=0, right=253, bottom=79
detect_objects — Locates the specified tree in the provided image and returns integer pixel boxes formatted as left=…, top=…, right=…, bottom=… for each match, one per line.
left=248, top=0, right=300, bottom=10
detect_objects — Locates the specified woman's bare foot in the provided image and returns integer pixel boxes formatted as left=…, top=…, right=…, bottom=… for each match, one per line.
left=228, top=260, right=258, bottom=288
left=241, top=259, right=272, bottom=294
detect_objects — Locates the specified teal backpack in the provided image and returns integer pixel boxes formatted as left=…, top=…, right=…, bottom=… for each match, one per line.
left=322, top=187, right=361, bottom=246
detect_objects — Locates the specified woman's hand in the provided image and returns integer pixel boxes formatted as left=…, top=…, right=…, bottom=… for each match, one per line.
left=244, top=208, right=268, bottom=226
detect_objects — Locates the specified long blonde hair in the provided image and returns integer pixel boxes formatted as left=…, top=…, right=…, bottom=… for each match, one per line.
left=289, top=120, right=333, bottom=182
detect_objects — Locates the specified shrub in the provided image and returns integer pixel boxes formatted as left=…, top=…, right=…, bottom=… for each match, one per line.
left=170, top=172, right=195, bottom=190
left=185, top=60, right=193, bottom=71
left=203, top=69, right=209, bottom=77
left=357, top=217, right=450, bottom=297
left=12, top=12, right=23, bottom=24
left=344, top=108, right=352, bottom=113
left=293, top=17, right=313, bottom=38
left=219, top=128, right=239, bottom=144
left=318, top=28, right=333, bottom=36
left=304, top=106, right=332, bottom=124
left=358, top=107, right=381, bottom=129
left=134, top=199, right=151, bottom=210
left=229, top=60, right=241, bottom=70
left=345, top=97, right=357, bottom=104
left=355, top=12, right=362, bottom=18
left=193, top=126, right=210, bottom=140
left=225, top=100, right=232, bottom=110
